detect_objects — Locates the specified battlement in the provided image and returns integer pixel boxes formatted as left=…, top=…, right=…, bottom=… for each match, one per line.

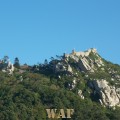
left=65, top=48, right=97, bottom=57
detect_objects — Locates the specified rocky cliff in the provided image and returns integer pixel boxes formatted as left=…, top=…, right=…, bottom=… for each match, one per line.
left=1, top=48, right=120, bottom=108
left=45, top=48, right=120, bottom=108
left=1, top=48, right=120, bottom=119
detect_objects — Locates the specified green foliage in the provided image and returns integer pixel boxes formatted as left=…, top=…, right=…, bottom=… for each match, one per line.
left=0, top=70, right=120, bottom=120
left=1, top=52, right=120, bottom=120
left=14, top=57, right=20, bottom=68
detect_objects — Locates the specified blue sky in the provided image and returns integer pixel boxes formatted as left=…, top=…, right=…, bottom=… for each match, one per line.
left=0, top=0, right=120, bottom=65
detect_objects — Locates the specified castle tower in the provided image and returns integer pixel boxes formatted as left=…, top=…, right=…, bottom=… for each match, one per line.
left=72, top=49, right=76, bottom=55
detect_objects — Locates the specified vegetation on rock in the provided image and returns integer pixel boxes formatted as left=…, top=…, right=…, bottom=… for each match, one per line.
left=0, top=48, right=120, bottom=120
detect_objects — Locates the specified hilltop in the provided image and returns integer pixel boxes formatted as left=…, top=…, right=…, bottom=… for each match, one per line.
left=0, top=48, right=120, bottom=120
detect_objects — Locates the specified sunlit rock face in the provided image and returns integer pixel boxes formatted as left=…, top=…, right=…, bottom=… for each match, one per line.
left=91, top=79, right=120, bottom=107
left=64, top=48, right=104, bottom=72
left=54, top=62, right=73, bottom=74
left=0, top=61, right=14, bottom=74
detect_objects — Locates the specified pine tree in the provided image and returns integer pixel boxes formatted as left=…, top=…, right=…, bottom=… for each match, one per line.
left=44, top=59, right=48, bottom=65
left=14, top=57, right=20, bottom=68
left=3, top=56, right=9, bottom=63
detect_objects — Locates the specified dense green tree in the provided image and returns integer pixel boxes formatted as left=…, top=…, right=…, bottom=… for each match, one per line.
left=0, top=52, right=120, bottom=120
left=3, top=56, right=9, bottom=63
left=14, top=57, right=20, bottom=68
left=44, top=59, right=48, bottom=65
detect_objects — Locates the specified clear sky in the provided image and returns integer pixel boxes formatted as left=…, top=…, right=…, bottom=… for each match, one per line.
left=0, top=0, right=120, bottom=65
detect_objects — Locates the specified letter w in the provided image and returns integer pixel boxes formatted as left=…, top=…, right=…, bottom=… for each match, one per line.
left=46, top=109, right=57, bottom=118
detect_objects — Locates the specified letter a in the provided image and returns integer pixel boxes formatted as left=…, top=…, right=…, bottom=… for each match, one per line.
left=57, top=109, right=66, bottom=118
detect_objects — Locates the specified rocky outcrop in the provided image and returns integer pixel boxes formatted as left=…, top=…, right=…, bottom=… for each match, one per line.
left=78, top=57, right=93, bottom=72
left=51, top=48, right=104, bottom=74
left=0, top=61, right=14, bottom=74
left=54, top=62, right=73, bottom=74
left=78, top=90, right=84, bottom=99
left=55, top=62, right=66, bottom=72
left=67, top=65, right=73, bottom=73
left=91, top=79, right=120, bottom=107
left=64, top=48, right=104, bottom=72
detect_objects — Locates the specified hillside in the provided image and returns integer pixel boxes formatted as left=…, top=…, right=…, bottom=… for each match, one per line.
left=0, top=48, right=120, bottom=120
